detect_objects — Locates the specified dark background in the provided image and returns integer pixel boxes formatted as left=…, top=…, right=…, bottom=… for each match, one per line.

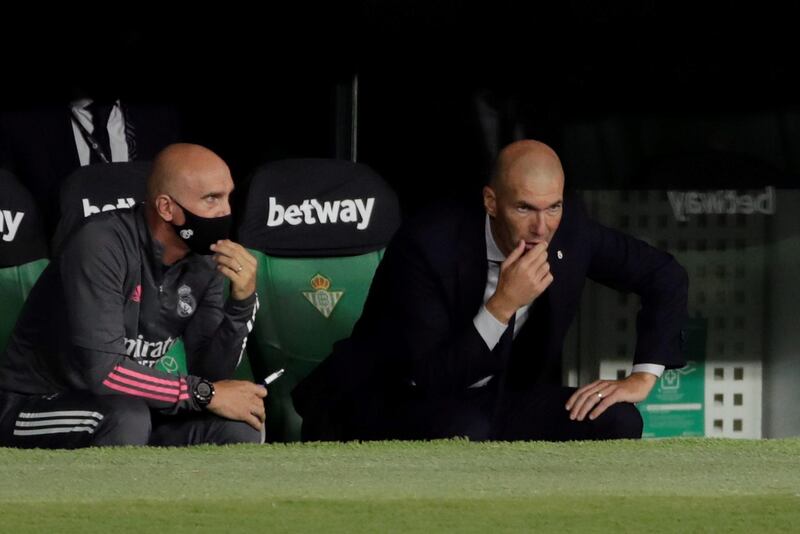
left=2, top=1, right=798, bottom=215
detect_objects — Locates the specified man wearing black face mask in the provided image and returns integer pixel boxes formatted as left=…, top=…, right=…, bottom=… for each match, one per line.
left=0, top=144, right=266, bottom=448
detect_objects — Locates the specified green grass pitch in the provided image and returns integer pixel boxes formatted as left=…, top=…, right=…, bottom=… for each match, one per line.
left=1, top=438, right=798, bottom=533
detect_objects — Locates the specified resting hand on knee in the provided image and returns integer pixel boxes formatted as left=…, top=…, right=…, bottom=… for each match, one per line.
left=565, top=372, right=657, bottom=422
left=208, top=380, right=267, bottom=431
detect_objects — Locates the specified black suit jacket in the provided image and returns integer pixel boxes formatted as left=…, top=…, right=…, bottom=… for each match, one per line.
left=293, top=195, right=688, bottom=434
left=0, top=103, right=180, bottom=234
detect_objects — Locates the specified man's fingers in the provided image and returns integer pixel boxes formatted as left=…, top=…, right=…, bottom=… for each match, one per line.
left=569, top=391, right=594, bottom=420
left=211, top=240, right=257, bottom=267
left=576, top=392, right=602, bottom=421
left=210, top=246, right=256, bottom=278
left=566, top=380, right=633, bottom=422
left=565, top=393, right=577, bottom=411
left=502, top=240, right=527, bottom=269
left=568, top=381, right=611, bottom=420
left=212, top=246, right=256, bottom=270
left=216, top=264, right=241, bottom=281
left=535, top=258, right=551, bottom=279
left=589, top=394, right=618, bottom=421
left=510, top=243, right=550, bottom=291
left=210, top=239, right=242, bottom=255
left=537, top=272, right=554, bottom=295
left=252, top=402, right=266, bottom=423
left=518, top=242, right=548, bottom=268
left=250, top=384, right=267, bottom=423
left=529, top=241, right=548, bottom=255
left=542, top=272, right=554, bottom=290
left=577, top=385, right=617, bottom=421
left=213, top=254, right=248, bottom=274
left=588, top=385, right=624, bottom=420
left=244, top=414, right=263, bottom=431
left=566, top=380, right=602, bottom=410
left=216, top=258, right=257, bottom=288
left=573, top=393, right=600, bottom=421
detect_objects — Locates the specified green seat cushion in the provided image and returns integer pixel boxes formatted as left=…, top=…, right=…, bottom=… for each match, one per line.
left=0, top=258, right=49, bottom=356
left=247, top=249, right=384, bottom=441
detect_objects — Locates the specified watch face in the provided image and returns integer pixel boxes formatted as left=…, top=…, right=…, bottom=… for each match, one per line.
left=196, top=382, right=212, bottom=398
left=194, top=379, right=215, bottom=407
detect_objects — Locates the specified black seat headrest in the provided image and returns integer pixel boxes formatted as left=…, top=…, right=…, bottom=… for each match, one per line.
left=0, top=169, right=48, bottom=267
left=52, top=161, right=151, bottom=254
left=238, top=159, right=401, bottom=257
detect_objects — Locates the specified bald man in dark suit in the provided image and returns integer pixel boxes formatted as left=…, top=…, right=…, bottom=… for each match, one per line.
left=294, top=140, right=688, bottom=441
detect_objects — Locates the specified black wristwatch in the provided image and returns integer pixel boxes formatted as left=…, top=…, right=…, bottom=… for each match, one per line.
left=193, top=379, right=215, bottom=408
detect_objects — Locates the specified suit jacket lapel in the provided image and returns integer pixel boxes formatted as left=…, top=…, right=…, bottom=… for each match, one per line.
left=456, top=208, right=488, bottom=320
left=545, top=227, right=565, bottom=313
left=544, top=192, right=579, bottom=315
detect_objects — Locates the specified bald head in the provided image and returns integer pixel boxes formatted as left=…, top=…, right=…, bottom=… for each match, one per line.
left=146, top=142, right=235, bottom=247
left=490, top=140, right=564, bottom=193
left=147, top=143, right=231, bottom=203
left=483, top=140, right=565, bottom=255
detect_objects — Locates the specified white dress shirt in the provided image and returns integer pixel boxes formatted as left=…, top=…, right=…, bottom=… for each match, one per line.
left=469, top=215, right=664, bottom=387
left=70, top=98, right=129, bottom=166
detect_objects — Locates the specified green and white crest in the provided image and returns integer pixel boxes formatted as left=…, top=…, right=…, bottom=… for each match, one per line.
left=302, top=273, right=344, bottom=318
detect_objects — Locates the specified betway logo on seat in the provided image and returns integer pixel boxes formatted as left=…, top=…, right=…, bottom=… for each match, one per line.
left=0, top=210, right=24, bottom=242
left=82, top=197, right=136, bottom=218
left=266, top=197, right=375, bottom=230
left=667, top=186, right=775, bottom=222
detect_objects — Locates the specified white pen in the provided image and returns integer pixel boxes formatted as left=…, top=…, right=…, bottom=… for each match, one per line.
left=263, top=368, right=285, bottom=386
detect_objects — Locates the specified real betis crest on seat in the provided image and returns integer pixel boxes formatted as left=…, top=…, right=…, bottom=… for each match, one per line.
left=302, top=273, right=343, bottom=318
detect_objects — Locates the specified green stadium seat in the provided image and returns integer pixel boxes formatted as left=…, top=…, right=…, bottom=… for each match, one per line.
left=238, top=159, right=400, bottom=441
left=0, top=261, right=49, bottom=355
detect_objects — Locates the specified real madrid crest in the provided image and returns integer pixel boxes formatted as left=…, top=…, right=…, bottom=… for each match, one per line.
left=177, top=284, right=196, bottom=318
left=302, top=273, right=343, bottom=318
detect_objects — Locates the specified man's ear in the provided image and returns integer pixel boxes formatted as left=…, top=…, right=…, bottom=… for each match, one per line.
left=483, top=186, right=497, bottom=217
left=155, top=194, right=175, bottom=222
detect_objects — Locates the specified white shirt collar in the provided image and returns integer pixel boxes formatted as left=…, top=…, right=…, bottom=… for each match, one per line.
left=70, top=98, right=121, bottom=111
left=484, top=215, right=506, bottom=263
left=70, top=98, right=92, bottom=111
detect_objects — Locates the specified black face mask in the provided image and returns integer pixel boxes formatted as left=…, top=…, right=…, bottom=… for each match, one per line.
left=170, top=198, right=232, bottom=255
